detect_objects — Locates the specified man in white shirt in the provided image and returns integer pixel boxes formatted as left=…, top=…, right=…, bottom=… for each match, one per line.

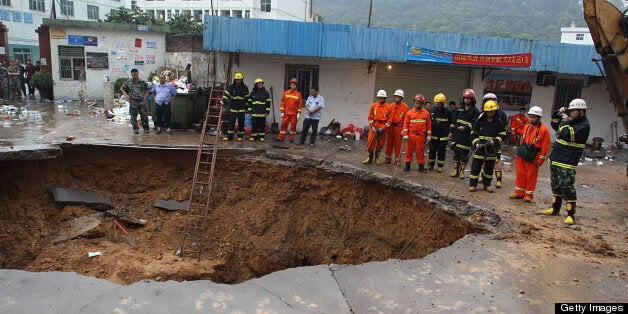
left=297, top=86, right=324, bottom=147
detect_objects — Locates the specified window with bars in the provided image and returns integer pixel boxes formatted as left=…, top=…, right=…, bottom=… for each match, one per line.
left=13, top=48, right=31, bottom=64
left=575, top=34, right=584, bottom=40
left=60, top=0, right=74, bottom=16
left=245, top=10, right=250, bottom=18
left=193, top=10, right=202, bottom=21
left=285, top=65, right=319, bottom=104
left=261, top=0, right=271, bottom=12
left=29, top=0, right=45, bottom=12
left=87, top=4, right=99, bottom=20
left=0, top=0, right=10, bottom=7
left=233, top=10, right=242, bottom=18
left=552, top=79, right=582, bottom=112
left=58, top=46, right=85, bottom=81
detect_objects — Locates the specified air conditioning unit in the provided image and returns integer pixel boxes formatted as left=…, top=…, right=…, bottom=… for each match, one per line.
left=536, top=73, right=557, bottom=86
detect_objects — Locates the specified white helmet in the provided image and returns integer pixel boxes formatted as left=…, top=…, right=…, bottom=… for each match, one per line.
left=528, top=106, right=543, bottom=117
left=376, top=90, right=387, bottom=98
left=568, top=98, right=587, bottom=110
left=483, top=93, right=497, bottom=101
left=394, top=89, right=404, bottom=97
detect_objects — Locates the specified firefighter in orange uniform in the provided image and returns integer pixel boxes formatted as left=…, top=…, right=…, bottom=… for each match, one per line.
left=509, top=106, right=551, bottom=202
left=276, top=78, right=302, bottom=142
left=402, top=93, right=432, bottom=173
left=384, top=89, right=409, bottom=165
left=510, top=106, right=529, bottom=143
left=363, top=89, right=390, bottom=165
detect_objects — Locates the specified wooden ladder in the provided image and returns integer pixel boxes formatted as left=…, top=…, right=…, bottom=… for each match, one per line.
left=178, top=79, right=225, bottom=260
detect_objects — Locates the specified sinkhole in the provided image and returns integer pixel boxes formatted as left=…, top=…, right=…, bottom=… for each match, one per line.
left=0, top=146, right=486, bottom=285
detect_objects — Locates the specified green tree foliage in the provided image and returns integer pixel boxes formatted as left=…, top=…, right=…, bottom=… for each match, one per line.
left=166, top=13, right=203, bottom=35
left=105, top=6, right=164, bottom=26
left=313, top=0, right=599, bottom=41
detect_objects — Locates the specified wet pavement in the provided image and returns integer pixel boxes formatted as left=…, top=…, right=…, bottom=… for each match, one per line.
left=1, top=97, right=626, bottom=312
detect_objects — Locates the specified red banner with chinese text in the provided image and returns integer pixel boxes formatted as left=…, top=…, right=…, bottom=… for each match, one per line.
left=452, top=53, right=532, bottom=67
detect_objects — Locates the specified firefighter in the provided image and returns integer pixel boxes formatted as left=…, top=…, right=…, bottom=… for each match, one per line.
left=221, top=71, right=249, bottom=142
left=247, top=78, right=271, bottom=142
left=509, top=106, right=550, bottom=202
left=384, top=89, right=409, bottom=165
left=542, top=99, right=590, bottom=225
left=428, top=93, right=451, bottom=172
left=479, top=93, right=509, bottom=187
left=510, top=106, right=529, bottom=143
left=449, top=89, right=480, bottom=179
left=469, top=100, right=506, bottom=192
left=276, top=78, right=302, bottom=142
left=402, top=93, right=432, bottom=173
left=363, top=90, right=390, bottom=165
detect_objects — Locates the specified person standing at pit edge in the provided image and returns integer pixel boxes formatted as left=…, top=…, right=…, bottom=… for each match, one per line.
left=468, top=100, right=505, bottom=193
left=276, top=78, right=302, bottom=142
left=542, top=98, right=590, bottom=225
left=297, top=86, right=324, bottom=147
left=509, top=106, right=550, bottom=202
left=247, top=78, right=271, bottom=142
left=479, top=93, right=509, bottom=188
left=449, top=89, right=480, bottom=179
left=150, top=74, right=177, bottom=135
left=383, top=89, right=409, bottom=165
left=221, top=72, right=249, bottom=142
left=363, top=89, right=390, bottom=165
left=120, top=68, right=150, bottom=134
left=402, top=93, right=431, bottom=173
left=428, top=93, right=451, bottom=172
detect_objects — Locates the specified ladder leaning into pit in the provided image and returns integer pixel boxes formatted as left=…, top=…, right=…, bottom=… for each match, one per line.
left=178, top=78, right=225, bottom=260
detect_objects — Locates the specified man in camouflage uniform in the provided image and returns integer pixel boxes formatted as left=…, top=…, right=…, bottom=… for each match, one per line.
left=7, top=59, right=22, bottom=100
left=120, top=68, right=150, bottom=134
left=0, top=63, right=8, bottom=100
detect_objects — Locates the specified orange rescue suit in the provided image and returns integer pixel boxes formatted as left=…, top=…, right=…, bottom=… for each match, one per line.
left=277, top=89, right=302, bottom=141
left=510, top=113, right=529, bottom=140
left=513, top=122, right=551, bottom=200
left=403, top=107, right=432, bottom=164
left=366, top=101, right=390, bottom=151
left=384, top=101, right=409, bottom=163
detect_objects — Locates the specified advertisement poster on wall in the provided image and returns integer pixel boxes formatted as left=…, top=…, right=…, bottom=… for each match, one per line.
left=483, top=73, right=534, bottom=111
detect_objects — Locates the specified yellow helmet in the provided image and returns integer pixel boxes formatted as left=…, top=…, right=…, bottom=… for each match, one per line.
left=483, top=100, right=499, bottom=112
left=433, top=93, right=446, bottom=103
left=234, top=72, right=244, bottom=80
left=254, top=77, right=264, bottom=84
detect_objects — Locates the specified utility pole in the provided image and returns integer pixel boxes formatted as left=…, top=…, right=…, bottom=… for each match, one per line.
left=367, top=0, right=373, bottom=27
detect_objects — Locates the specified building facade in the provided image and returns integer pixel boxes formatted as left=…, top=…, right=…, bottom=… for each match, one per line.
left=136, top=0, right=320, bottom=23
left=560, top=21, right=594, bottom=45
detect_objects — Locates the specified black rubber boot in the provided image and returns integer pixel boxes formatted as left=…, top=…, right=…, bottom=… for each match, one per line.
left=403, top=161, right=411, bottom=172
left=418, top=163, right=427, bottom=173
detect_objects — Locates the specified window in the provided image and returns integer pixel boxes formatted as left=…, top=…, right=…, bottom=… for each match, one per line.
left=260, top=0, right=271, bottom=12
left=233, top=10, right=242, bottom=18
left=60, top=0, right=74, bottom=16
left=285, top=64, right=319, bottom=104
left=130, top=0, right=137, bottom=9
left=193, top=10, right=202, bottom=21
left=220, top=10, right=229, bottom=17
left=145, top=10, right=154, bottom=18
left=156, top=10, right=165, bottom=20
left=87, top=4, right=99, bottom=20
left=0, top=0, right=10, bottom=7
left=553, top=79, right=582, bottom=112
left=181, top=10, right=191, bottom=16
left=29, top=0, right=45, bottom=12
left=13, top=48, right=31, bottom=64
left=576, top=33, right=584, bottom=40
left=166, top=10, right=171, bottom=19
left=58, top=45, right=85, bottom=81
left=245, top=10, right=250, bottom=18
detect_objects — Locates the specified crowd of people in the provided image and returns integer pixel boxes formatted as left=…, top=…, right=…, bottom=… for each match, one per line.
left=0, top=58, right=40, bottom=101
left=361, top=87, right=590, bottom=225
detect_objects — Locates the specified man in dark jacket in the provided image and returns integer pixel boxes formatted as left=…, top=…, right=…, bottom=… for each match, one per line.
left=468, top=100, right=506, bottom=192
left=221, top=72, right=249, bottom=142
left=247, top=77, right=271, bottom=142
left=428, top=93, right=451, bottom=172
left=542, top=98, right=590, bottom=225
left=449, top=88, right=480, bottom=179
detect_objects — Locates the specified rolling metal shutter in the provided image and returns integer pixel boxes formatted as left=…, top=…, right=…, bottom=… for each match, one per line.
left=374, top=63, right=471, bottom=104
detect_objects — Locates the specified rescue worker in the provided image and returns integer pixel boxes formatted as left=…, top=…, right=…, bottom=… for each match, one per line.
left=363, top=90, right=390, bottom=165
left=247, top=78, right=271, bottom=142
left=384, top=89, right=409, bottom=165
left=428, top=93, right=451, bottom=172
left=509, top=106, right=550, bottom=202
left=510, top=106, right=529, bottom=143
left=469, top=100, right=506, bottom=192
left=276, top=78, right=302, bottom=142
left=402, top=93, right=432, bottom=173
left=221, top=72, right=249, bottom=142
left=449, top=89, right=480, bottom=179
left=479, top=93, right=509, bottom=188
left=542, top=99, right=590, bottom=225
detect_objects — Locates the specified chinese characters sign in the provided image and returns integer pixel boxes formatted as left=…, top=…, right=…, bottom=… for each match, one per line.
left=484, top=74, right=534, bottom=111
left=406, top=45, right=532, bottom=67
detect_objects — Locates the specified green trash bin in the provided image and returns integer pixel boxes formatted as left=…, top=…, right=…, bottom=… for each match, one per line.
left=148, top=94, right=195, bottom=129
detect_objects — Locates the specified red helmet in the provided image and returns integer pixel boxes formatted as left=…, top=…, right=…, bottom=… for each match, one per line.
left=413, top=93, right=426, bottom=102
left=462, top=88, right=475, bottom=99
left=289, top=78, right=298, bottom=85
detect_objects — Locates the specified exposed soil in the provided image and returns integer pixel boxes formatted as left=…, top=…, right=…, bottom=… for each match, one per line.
left=0, top=146, right=480, bottom=285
